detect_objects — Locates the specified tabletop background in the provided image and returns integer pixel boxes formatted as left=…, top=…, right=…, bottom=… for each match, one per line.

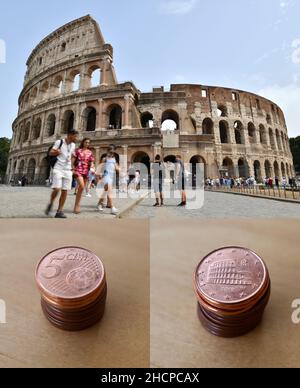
left=151, top=219, right=300, bottom=368
left=0, top=219, right=150, bottom=368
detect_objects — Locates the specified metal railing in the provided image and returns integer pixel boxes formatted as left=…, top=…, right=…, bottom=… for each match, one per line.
left=207, top=184, right=300, bottom=201
left=1, top=174, right=50, bottom=187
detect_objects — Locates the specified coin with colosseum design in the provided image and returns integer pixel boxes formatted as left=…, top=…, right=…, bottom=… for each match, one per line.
left=36, top=247, right=105, bottom=300
left=195, top=247, right=267, bottom=305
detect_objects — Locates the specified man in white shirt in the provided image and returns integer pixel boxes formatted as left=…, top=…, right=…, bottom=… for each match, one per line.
left=45, top=129, right=78, bottom=218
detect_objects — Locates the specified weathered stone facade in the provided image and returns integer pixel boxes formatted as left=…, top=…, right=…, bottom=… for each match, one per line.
left=7, top=15, right=295, bottom=184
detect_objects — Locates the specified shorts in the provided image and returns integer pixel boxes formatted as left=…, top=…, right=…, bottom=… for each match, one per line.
left=74, top=172, right=89, bottom=180
left=52, top=169, right=73, bottom=191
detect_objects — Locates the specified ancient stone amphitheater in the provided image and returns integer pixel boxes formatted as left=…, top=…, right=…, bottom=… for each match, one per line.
left=7, top=15, right=295, bottom=184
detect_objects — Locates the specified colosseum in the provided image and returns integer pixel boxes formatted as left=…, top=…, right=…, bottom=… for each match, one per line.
left=7, top=15, right=295, bottom=185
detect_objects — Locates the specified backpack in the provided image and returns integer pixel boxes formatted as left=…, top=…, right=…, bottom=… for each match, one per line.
left=47, top=140, right=63, bottom=168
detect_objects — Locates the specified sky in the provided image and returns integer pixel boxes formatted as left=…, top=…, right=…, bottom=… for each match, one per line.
left=0, top=0, right=300, bottom=138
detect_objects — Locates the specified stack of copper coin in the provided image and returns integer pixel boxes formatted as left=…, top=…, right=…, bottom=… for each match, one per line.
left=194, top=247, right=270, bottom=338
left=36, top=247, right=107, bottom=331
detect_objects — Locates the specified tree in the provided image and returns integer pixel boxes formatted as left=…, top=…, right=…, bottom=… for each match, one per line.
left=0, top=138, right=11, bottom=177
left=290, top=137, right=300, bottom=173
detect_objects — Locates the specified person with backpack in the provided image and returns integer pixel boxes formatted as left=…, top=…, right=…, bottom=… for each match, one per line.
left=152, top=155, right=165, bottom=207
left=45, top=129, right=78, bottom=218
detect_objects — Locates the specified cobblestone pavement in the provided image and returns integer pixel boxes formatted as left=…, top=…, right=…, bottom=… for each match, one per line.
left=1, top=186, right=300, bottom=219
left=0, top=186, right=144, bottom=219
left=124, top=190, right=300, bottom=219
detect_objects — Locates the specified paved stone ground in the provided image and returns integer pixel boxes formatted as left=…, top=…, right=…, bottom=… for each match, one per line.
left=0, top=186, right=145, bottom=219
left=1, top=185, right=300, bottom=219
left=124, top=190, right=300, bottom=219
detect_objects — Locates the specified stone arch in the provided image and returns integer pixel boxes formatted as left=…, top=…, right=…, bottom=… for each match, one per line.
left=27, top=158, right=36, bottom=183
left=89, top=66, right=101, bottom=88
left=18, top=159, right=25, bottom=175
left=274, top=161, right=280, bottom=178
left=219, top=121, right=229, bottom=144
left=217, top=105, right=228, bottom=117
left=265, top=160, right=272, bottom=178
left=238, top=158, right=249, bottom=178
left=70, top=70, right=81, bottom=92
left=83, top=107, right=97, bottom=132
left=190, top=155, right=207, bottom=180
left=107, top=104, right=122, bottom=129
left=46, top=114, right=56, bottom=137
left=248, top=122, right=256, bottom=143
left=40, top=157, right=50, bottom=182
left=62, top=110, right=75, bottom=134
left=259, top=124, right=267, bottom=145
left=30, top=87, right=38, bottom=105
left=281, top=162, right=286, bottom=178
left=163, top=155, right=177, bottom=182
left=131, top=151, right=151, bottom=173
left=202, top=118, right=214, bottom=135
left=222, top=157, right=234, bottom=177
left=141, top=112, right=154, bottom=128
left=53, top=75, right=63, bottom=96
left=40, top=81, right=49, bottom=100
left=161, top=109, right=180, bottom=131
left=32, top=118, right=42, bottom=140
left=281, top=132, right=286, bottom=152
left=24, top=93, right=30, bottom=108
left=17, top=125, right=23, bottom=145
left=234, top=121, right=244, bottom=145
left=266, top=114, right=272, bottom=125
left=24, top=122, right=31, bottom=142
left=269, top=128, right=276, bottom=150
left=254, top=160, right=262, bottom=182
left=275, top=129, right=282, bottom=150
left=164, top=155, right=177, bottom=163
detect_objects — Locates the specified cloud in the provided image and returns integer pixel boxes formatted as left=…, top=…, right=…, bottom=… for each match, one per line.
left=159, top=0, right=197, bottom=15
left=280, top=0, right=295, bottom=9
left=291, top=38, right=300, bottom=64
left=254, top=48, right=280, bottom=65
left=258, top=84, right=300, bottom=137
left=254, top=41, right=288, bottom=65
left=267, top=0, right=295, bottom=29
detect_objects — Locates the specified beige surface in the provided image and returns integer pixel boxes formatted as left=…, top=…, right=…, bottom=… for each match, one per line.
left=0, top=220, right=149, bottom=368
left=151, top=219, right=300, bottom=368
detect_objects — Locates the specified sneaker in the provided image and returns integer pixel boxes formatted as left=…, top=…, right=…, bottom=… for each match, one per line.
left=55, top=211, right=67, bottom=219
left=153, top=203, right=160, bottom=207
left=86, top=193, right=92, bottom=198
left=98, top=204, right=104, bottom=212
left=111, top=207, right=119, bottom=215
left=45, top=203, right=53, bottom=216
left=177, top=202, right=186, bottom=207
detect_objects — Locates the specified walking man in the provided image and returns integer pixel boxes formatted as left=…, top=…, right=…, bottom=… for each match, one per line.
left=152, top=155, right=165, bottom=207
left=175, top=155, right=187, bottom=207
left=45, top=129, right=78, bottom=218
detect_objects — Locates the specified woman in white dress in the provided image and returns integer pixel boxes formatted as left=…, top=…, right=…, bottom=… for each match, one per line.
left=96, top=147, right=120, bottom=215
